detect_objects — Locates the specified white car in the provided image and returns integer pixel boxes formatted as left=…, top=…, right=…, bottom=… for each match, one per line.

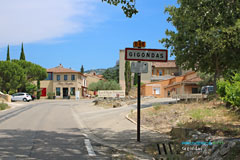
left=11, top=92, right=32, bottom=102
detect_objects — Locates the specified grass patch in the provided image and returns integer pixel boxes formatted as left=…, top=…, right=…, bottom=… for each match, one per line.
left=189, top=108, right=214, bottom=120
left=0, top=102, right=9, bottom=110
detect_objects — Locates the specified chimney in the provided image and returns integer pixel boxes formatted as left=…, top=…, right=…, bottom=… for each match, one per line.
left=59, top=64, right=63, bottom=68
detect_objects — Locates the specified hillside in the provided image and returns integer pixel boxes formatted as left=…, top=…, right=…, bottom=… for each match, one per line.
left=85, top=69, right=106, bottom=75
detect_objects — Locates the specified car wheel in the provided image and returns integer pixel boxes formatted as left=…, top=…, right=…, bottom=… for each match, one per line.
left=23, top=98, right=27, bottom=102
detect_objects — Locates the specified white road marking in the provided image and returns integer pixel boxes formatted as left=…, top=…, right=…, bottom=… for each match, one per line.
left=84, top=139, right=96, bottom=156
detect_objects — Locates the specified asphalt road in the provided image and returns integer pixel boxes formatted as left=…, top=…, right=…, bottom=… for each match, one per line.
left=0, top=100, right=115, bottom=160
left=0, top=98, right=176, bottom=160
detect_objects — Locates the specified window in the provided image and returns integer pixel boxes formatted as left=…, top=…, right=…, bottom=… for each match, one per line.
left=192, top=88, right=198, bottom=94
left=45, top=72, right=53, bottom=80
left=57, top=75, right=60, bottom=81
left=64, top=75, right=68, bottom=81
left=70, top=87, right=75, bottom=96
left=159, top=70, right=162, bottom=76
left=71, top=75, right=75, bottom=80
left=153, top=87, right=160, bottom=95
left=56, top=88, right=61, bottom=96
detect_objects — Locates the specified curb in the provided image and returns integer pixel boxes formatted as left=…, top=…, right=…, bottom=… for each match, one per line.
left=125, top=108, right=170, bottom=135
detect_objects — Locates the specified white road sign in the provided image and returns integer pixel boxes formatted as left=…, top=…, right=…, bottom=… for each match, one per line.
left=125, top=48, right=168, bottom=62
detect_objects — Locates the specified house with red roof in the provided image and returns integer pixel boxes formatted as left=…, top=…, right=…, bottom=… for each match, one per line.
left=141, top=71, right=202, bottom=98
left=39, top=64, right=87, bottom=99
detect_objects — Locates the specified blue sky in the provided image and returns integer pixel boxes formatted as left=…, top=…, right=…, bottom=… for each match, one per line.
left=0, top=0, right=177, bottom=71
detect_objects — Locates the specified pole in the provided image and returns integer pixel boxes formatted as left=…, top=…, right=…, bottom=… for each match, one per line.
left=137, top=67, right=141, bottom=142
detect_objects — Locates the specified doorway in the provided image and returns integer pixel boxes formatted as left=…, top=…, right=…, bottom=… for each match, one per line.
left=63, top=88, right=68, bottom=99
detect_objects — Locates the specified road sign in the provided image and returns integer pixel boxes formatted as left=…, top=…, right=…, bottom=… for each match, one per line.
left=131, top=62, right=148, bottom=73
left=125, top=48, right=168, bottom=62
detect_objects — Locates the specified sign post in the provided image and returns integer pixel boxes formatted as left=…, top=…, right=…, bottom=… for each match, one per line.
left=125, top=40, right=168, bottom=142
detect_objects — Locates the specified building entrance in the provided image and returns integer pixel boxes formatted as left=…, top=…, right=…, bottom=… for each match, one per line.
left=63, top=88, right=69, bottom=98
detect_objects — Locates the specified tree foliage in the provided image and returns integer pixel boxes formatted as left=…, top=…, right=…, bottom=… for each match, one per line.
left=102, top=0, right=138, bottom=18
left=88, top=80, right=121, bottom=91
left=161, top=0, right=240, bottom=92
left=6, top=45, right=10, bottom=61
left=217, top=72, right=240, bottom=108
left=125, top=61, right=131, bottom=95
left=12, top=60, right=47, bottom=81
left=0, top=61, right=25, bottom=93
left=80, top=65, right=84, bottom=74
left=20, top=43, right=26, bottom=60
left=103, top=65, right=119, bottom=83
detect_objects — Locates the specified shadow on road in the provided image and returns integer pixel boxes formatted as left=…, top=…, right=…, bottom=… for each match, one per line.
left=0, top=127, right=171, bottom=160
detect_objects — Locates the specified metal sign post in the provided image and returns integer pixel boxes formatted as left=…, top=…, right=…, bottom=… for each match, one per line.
left=125, top=40, right=168, bottom=142
left=137, top=65, right=141, bottom=142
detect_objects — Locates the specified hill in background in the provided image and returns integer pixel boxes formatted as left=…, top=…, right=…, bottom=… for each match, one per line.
left=85, top=69, right=106, bottom=75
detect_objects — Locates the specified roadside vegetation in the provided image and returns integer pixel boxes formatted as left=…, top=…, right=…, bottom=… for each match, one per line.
left=0, top=102, right=9, bottom=111
left=88, top=80, right=121, bottom=92
left=129, top=100, right=240, bottom=137
left=0, top=44, right=47, bottom=98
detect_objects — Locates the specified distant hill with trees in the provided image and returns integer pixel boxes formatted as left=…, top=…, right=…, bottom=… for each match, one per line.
left=85, top=69, right=106, bottom=75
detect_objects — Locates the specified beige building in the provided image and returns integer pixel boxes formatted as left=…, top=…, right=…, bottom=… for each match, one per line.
left=39, top=64, right=87, bottom=99
left=119, top=49, right=183, bottom=90
left=85, top=71, right=105, bottom=96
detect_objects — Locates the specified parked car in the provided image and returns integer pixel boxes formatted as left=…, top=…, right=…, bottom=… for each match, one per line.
left=201, top=85, right=214, bottom=95
left=31, top=95, right=36, bottom=101
left=11, top=92, right=32, bottom=102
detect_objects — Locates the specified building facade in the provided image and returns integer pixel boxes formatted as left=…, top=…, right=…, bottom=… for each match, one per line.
left=84, top=71, right=105, bottom=96
left=39, top=64, right=87, bottom=99
left=141, top=71, right=201, bottom=98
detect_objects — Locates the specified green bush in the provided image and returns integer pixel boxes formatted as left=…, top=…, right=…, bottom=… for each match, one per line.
left=47, top=92, right=55, bottom=99
left=0, top=103, right=8, bottom=110
left=217, top=73, right=240, bottom=107
left=88, top=80, right=121, bottom=91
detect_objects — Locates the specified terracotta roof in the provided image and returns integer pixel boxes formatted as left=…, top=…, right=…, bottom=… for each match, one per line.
left=183, top=77, right=202, bottom=83
left=152, top=60, right=177, bottom=68
left=47, top=64, right=85, bottom=76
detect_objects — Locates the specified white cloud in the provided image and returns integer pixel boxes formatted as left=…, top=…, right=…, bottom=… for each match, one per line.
left=0, top=0, right=100, bottom=46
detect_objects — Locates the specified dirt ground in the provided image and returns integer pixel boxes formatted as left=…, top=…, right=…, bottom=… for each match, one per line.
left=129, top=100, right=240, bottom=137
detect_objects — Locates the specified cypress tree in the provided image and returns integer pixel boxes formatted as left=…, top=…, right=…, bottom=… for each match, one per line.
left=80, top=65, right=84, bottom=73
left=124, top=61, right=131, bottom=95
left=133, top=73, right=138, bottom=85
left=6, top=45, right=10, bottom=61
left=20, top=43, right=26, bottom=60
left=37, top=79, right=41, bottom=99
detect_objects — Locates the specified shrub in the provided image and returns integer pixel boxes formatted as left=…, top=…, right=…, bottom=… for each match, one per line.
left=47, top=92, right=55, bottom=99
left=88, top=80, right=121, bottom=91
left=0, top=102, right=8, bottom=110
left=217, top=73, right=240, bottom=107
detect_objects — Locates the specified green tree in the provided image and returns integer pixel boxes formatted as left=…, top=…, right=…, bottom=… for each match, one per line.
left=161, top=0, right=240, bottom=93
left=103, top=65, right=119, bottom=83
left=37, top=80, right=41, bottom=99
left=6, top=45, right=10, bottom=61
left=197, top=72, right=214, bottom=87
left=20, top=43, right=26, bottom=60
left=88, top=80, right=121, bottom=91
left=25, top=82, right=37, bottom=95
left=12, top=60, right=47, bottom=81
left=125, top=61, right=131, bottom=95
left=102, top=0, right=138, bottom=18
left=80, top=65, right=84, bottom=74
left=0, top=61, right=25, bottom=93
left=133, top=73, right=138, bottom=85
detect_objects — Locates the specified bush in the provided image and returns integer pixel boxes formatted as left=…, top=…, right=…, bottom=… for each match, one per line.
left=217, top=73, right=240, bottom=107
left=47, top=92, right=55, bottom=99
left=88, top=80, right=121, bottom=91
left=0, top=102, right=8, bottom=110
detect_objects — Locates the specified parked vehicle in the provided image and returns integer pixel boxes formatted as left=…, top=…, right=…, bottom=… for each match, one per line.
left=11, top=92, right=32, bottom=102
left=31, top=95, right=36, bottom=101
left=201, top=85, right=214, bottom=94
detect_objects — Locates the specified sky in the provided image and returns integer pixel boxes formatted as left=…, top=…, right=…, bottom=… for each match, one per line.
left=0, top=0, right=177, bottom=71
